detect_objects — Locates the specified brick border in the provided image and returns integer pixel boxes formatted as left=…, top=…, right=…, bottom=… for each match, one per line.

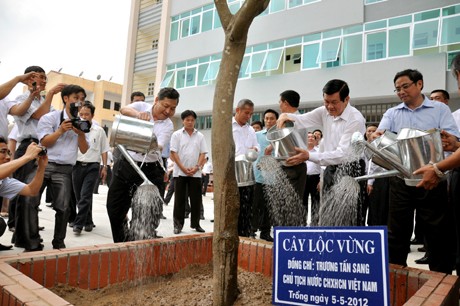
left=0, top=234, right=458, bottom=305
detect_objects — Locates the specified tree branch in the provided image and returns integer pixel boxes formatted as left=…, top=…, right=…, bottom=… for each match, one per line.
left=229, top=0, right=270, bottom=41
left=214, top=0, right=232, bottom=30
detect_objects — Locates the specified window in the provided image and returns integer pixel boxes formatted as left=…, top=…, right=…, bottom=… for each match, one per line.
left=176, top=69, right=186, bottom=88
left=202, top=10, right=213, bottom=32
left=389, top=27, right=410, bottom=57
left=262, top=49, right=284, bottom=71
left=239, top=56, right=251, bottom=78
left=152, top=39, right=158, bottom=50
left=246, top=52, right=266, bottom=74
left=288, top=0, right=303, bottom=8
left=319, top=38, right=341, bottom=63
left=302, top=43, right=320, bottom=69
left=114, top=102, right=121, bottom=111
left=342, top=34, right=362, bottom=64
left=148, top=82, right=155, bottom=96
left=170, top=20, right=179, bottom=41
left=185, top=67, right=197, bottom=87
left=413, top=20, right=439, bottom=49
left=269, top=0, right=285, bottom=13
left=103, top=99, right=111, bottom=110
left=441, top=15, right=460, bottom=45
left=364, top=0, right=386, bottom=4
left=366, top=32, right=386, bottom=60
left=203, top=61, right=220, bottom=82
left=160, top=71, right=174, bottom=88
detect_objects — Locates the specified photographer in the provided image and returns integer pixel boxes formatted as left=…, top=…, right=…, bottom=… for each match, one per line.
left=0, top=138, right=48, bottom=251
left=37, top=84, right=90, bottom=250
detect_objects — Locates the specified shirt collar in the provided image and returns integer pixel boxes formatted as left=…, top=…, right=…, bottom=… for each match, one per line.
left=395, top=95, right=434, bottom=110
left=232, top=117, right=249, bottom=127
left=328, top=102, right=353, bottom=122
left=181, top=127, right=197, bottom=134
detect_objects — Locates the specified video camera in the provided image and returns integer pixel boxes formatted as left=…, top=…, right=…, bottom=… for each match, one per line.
left=70, top=118, right=91, bottom=133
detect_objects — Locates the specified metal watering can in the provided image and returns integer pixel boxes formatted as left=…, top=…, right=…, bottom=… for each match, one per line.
left=352, top=128, right=444, bottom=186
left=110, top=115, right=158, bottom=153
left=266, top=125, right=307, bottom=166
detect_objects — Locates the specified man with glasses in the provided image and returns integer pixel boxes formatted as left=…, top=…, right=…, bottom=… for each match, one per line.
left=371, top=69, right=459, bottom=274
left=106, top=87, right=179, bottom=243
left=11, top=66, right=65, bottom=252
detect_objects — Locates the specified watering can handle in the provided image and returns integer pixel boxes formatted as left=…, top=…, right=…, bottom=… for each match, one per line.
left=117, top=144, right=153, bottom=183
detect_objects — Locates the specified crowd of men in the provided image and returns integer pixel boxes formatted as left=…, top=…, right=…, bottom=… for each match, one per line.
left=2, top=54, right=460, bottom=276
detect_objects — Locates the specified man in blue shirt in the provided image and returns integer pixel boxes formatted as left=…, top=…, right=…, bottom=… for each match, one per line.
left=373, top=69, right=459, bottom=274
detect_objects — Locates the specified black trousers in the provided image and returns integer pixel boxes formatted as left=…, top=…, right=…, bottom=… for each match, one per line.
left=201, top=174, right=209, bottom=195
left=173, top=176, right=202, bottom=230
left=282, top=163, right=307, bottom=199
left=106, top=156, right=164, bottom=243
left=72, top=162, right=100, bottom=229
left=93, top=165, right=112, bottom=193
left=303, top=174, right=320, bottom=226
left=450, top=168, right=460, bottom=275
left=238, top=185, right=254, bottom=237
left=251, top=183, right=271, bottom=236
left=367, top=177, right=390, bottom=226
left=388, top=177, right=454, bottom=273
left=12, top=138, right=41, bottom=250
left=323, top=159, right=366, bottom=226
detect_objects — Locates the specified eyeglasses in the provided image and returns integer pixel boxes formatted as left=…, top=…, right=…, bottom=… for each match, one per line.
left=0, top=149, right=12, bottom=156
left=394, top=82, right=415, bottom=93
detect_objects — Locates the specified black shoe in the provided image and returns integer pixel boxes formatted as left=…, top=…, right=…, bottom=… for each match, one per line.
left=53, top=243, right=66, bottom=250
left=84, top=225, right=94, bottom=232
left=38, top=208, right=42, bottom=212
left=153, top=234, right=163, bottom=239
left=249, top=233, right=256, bottom=239
left=193, top=226, right=205, bottom=233
left=174, top=228, right=181, bottom=234
left=24, top=244, right=44, bottom=252
left=210, top=219, right=214, bottom=223
left=0, top=243, right=13, bottom=251
left=160, top=214, right=167, bottom=219
left=410, top=238, right=423, bottom=245
left=417, top=246, right=426, bottom=252
left=68, top=222, right=74, bottom=228
left=260, top=234, right=274, bottom=242
left=73, top=227, right=82, bottom=235
left=184, top=214, right=189, bottom=219
left=200, top=215, right=205, bottom=220
left=38, top=226, right=45, bottom=231
left=414, top=254, right=429, bottom=265
left=8, top=227, right=14, bottom=232
left=46, top=204, right=53, bottom=208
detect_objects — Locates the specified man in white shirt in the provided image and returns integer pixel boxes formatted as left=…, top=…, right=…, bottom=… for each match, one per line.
left=106, top=87, right=179, bottom=243
left=304, top=132, right=321, bottom=226
left=170, top=110, right=208, bottom=234
left=277, top=79, right=366, bottom=225
left=71, top=102, right=110, bottom=235
left=232, top=99, right=260, bottom=237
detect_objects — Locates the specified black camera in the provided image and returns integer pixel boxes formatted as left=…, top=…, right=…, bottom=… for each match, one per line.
left=71, top=118, right=91, bottom=133
left=37, top=145, right=47, bottom=157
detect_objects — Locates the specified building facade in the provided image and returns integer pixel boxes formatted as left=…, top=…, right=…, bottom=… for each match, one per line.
left=124, top=0, right=460, bottom=155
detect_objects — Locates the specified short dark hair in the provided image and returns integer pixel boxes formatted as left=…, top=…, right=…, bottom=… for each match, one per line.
left=263, top=108, right=279, bottom=119
left=313, top=129, right=323, bottom=137
left=61, top=85, right=85, bottom=104
left=451, top=53, right=460, bottom=78
left=393, top=69, right=424, bottom=90
left=323, top=79, right=349, bottom=102
left=430, top=89, right=450, bottom=100
left=251, top=120, right=263, bottom=128
left=158, top=87, right=180, bottom=104
left=181, top=109, right=197, bottom=120
left=280, top=90, right=300, bottom=108
left=82, top=101, right=96, bottom=115
left=130, top=91, right=145, bottom=101
left=0, top=136, right=6, bottom=145
left=24, top=66, right=45, bottom=74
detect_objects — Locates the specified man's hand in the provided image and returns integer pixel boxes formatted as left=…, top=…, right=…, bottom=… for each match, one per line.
left=58, top=119, right=74, bottom=135
left=370, top=130, right=384, bottom=142
left=285, top=147, right=309, bottom=166
left=367, top=184, right=373, bottom=195
left=264, top=144, right=273, bottom=156
left=18, top=72, right=38, bottom=85
left=47, top=83, right=66, bottom=96
left=24, top=143, right=45, bottom=161
left=37, top=154, right=48, bottom=169
left=413, top=164, right=440, bottom=190
left=137, top=111, right=151, bottom=121
left=440, top=130, right=460, bottom=152
left=276, top=113, right=294, bottom=129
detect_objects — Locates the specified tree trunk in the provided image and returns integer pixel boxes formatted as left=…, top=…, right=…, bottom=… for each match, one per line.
left=212, top=1, right=270, bottom=305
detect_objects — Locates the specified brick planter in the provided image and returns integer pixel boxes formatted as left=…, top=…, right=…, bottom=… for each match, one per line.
left=0, top=234, right=458, bottom=305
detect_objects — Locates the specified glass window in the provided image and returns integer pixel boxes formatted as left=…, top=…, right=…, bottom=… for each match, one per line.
left=103, top=99, right=111, bottom=110
left=213, top=10, right=222, bottom=29
left=176, top=69, right=186, bottom=88
left=180, top=18, right=190, bottom=38
left=190, top=15, right=201, bottom=35
left=239, top=56, right=251, bottom=78
left=262, top=49, right=284, bottom=71
left=448, top=51, right=460, bottom=70
left=246, top=52, right=266, bottom=74
left=202, top=10, right=213, bottom=32
left=197, top=64, right=209, bottom=86
left=286, top=37, right=302, bottom=46
left=413, top=20, right=439, bottom=49
left=365, top=20, right=387, bottom=31
left=269, top=40, right=284, bottom=49
left=253, top=44, right=267, bottom=52
left=203, top=61, right=220, bottom=81
left=443, top=5, right=460, bottom=17
left=288, top=0, right=303, bottom=8
left=364, top=0, right=386, bottom=4
left=303, top=33, right=321, bottom=42
left=343, top=24, right=363, bottom=35
left=389, top=15, right=412, bottom=27
left=414, top=9, right=440, bottom=22
left=441, top=15, right=460, bottom=45
left=322, top=28, right=341, bottom=39
left=229, top=2, right=240, bottom=14
left=319, top=38, right=341, bottom=63
left=342, top=34, right=362, bottom=64
left=185, top=67, right=197, bottom=87
left=366, top=32, right=386, bottom=60
left=170, top=21, right=179, bottom=41
left=114, top=102, right=121, bottom=111
left=389, top=27, right=410, bottom=57
left=270, top=0, right=285, bottom=13
left=302, top=43, right=320, bottom=69
left=160, top=71, right=174, bottom=88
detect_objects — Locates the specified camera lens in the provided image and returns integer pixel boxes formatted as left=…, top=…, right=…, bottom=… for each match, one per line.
left=38, top=146, right=47, bottom=157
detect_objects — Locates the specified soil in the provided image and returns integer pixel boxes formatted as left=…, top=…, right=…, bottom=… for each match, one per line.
left=52, top=264, right=273, bottom=305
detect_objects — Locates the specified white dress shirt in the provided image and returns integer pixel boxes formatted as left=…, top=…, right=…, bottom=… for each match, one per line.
left=287, top=103, right=366, bottom=166
left=232, top=117, right=260, bottom=156
left=170, top=127, right=208, bottom=178
left=306, top=146, right=321, bottom=175
left=452, top=109, right=460, bottom=131
left=0, top=98, right=16, bottom=139
left=77, top=124, right=110, bottom=163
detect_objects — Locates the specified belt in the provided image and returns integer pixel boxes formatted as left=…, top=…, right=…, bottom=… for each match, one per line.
left=48, top=162, right=73, bottom=167
left=76, top=161, right=99, bottom=167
